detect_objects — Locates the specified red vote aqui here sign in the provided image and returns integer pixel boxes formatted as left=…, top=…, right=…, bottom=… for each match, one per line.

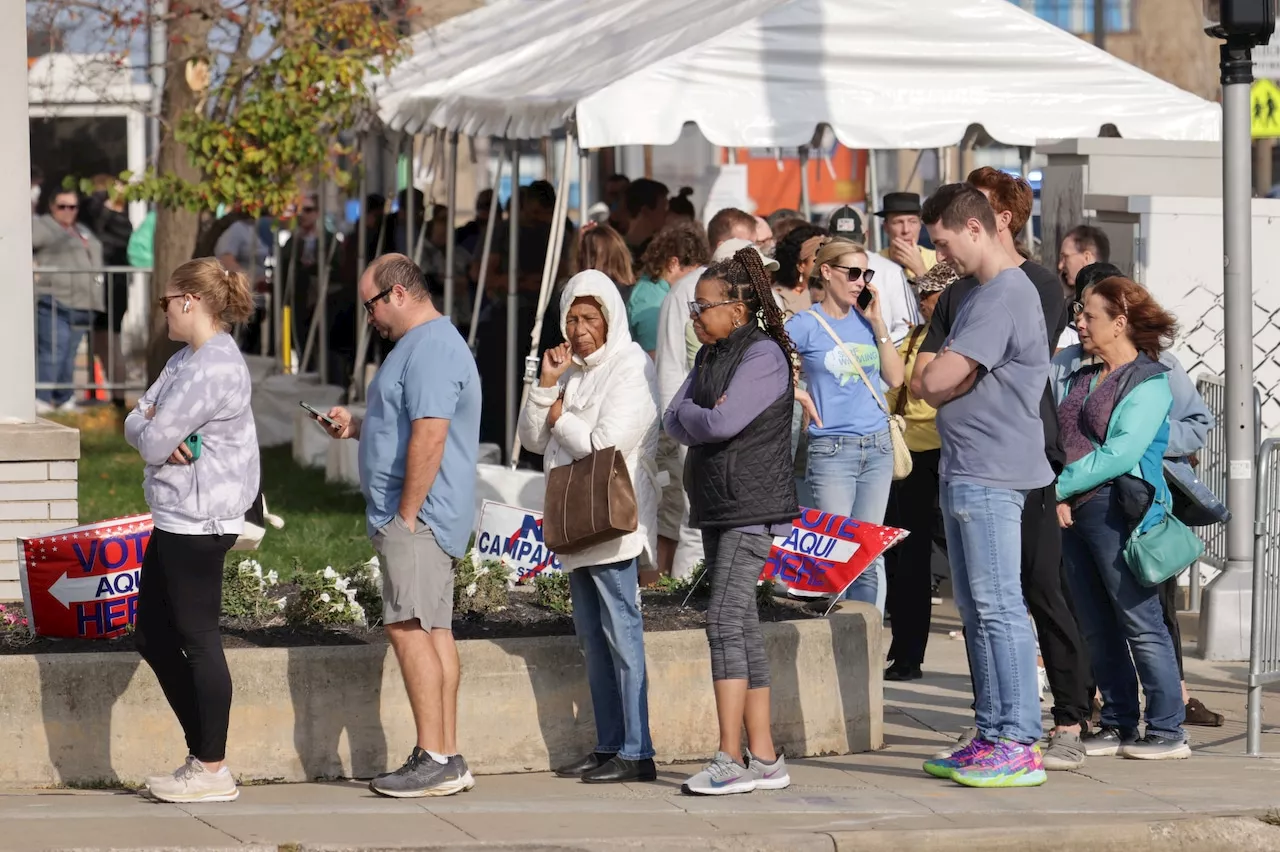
left=761, top=508, right=908, bottom=596
left=18, top=514, right=153, bottom=639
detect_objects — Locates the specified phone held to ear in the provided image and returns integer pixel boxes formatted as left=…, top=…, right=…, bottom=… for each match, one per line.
left=184, top=434, right=203, bottom=461
left=856, top=287, right=874, bottom=312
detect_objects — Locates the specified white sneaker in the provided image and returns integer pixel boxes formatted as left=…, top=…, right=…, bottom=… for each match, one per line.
left=34, top=399, right=54, bottom=416
left=145, top=755, right=194, bottom=790
left=682, top=752, right=756, bottom=796
left=147, top=759, right=238, bottom=803
left=745, top=750, right=791, bottom=791
left=56, top=399, right=79, bottom=413
left=932, top=726, right=978, bottom=759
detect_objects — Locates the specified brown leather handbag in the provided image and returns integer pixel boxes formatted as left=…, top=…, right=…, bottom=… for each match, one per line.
left=543, top=446, right=638, bottom=554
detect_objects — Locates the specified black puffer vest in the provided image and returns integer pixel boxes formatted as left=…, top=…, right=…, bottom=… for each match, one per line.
left=686, top=325, right=799, bottom=529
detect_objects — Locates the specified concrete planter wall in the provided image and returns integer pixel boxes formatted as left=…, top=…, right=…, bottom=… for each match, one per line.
left=0, top=603, right=881, bottom=786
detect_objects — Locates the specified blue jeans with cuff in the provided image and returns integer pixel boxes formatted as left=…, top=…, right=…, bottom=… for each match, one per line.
left=36, top=295, right=94, bottom=407
left=806, top=430, right=894, bottom=610
left=1062, top=488, right=1185, bottom=742
left=568, top=558, right=655, bottom=760
left=942, top=480, right=1041, bottom=745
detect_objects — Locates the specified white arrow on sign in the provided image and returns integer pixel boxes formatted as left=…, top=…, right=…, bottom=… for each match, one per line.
left=49, top=569, right=141, bottom=609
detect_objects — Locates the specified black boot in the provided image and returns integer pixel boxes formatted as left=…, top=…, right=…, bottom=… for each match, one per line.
left=553, top=751, right=611, bottom=779
left=581, top=755, right=657, bottom=784
left=885, top=662, right=923, bottom=681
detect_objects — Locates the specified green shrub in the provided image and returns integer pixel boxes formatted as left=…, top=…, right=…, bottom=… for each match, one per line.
left=756, top=578, right=777, bottom=609
left=283, top=565, right=367, bottom=627
left=453, top=551, right=512, bottom=616
left=533, top=570, right=572, bottom=615
left=222, top=558, right=283, bottom=619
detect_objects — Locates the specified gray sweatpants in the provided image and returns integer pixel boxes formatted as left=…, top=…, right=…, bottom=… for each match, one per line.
left=702, top=528, right=772, bottom=689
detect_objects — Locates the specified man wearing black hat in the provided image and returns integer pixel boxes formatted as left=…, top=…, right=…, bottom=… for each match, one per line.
left=826, top=205, right=920, bottom=345
left=877, top=192, right=938, bottom=281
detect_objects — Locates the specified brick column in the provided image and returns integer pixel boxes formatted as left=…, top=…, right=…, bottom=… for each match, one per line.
left=0, top=424, right=80, bottom=600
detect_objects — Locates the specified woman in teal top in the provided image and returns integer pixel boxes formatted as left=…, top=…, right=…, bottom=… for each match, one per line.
left=628, top=222, right=708, bottom=358
left=1055, top=276, right=1189, bottom=762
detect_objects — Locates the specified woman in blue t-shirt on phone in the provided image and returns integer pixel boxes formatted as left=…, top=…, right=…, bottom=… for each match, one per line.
left=787, top=237, right=905, bottom=609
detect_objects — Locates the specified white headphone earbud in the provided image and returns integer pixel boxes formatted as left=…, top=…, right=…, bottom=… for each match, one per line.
left=182, top=298, right=191, bottom=314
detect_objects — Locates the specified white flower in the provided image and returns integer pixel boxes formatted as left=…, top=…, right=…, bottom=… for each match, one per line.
left=265, top=570, right=279, bottom=586
left=343, top=588, right=358, bottom=604
left=322, top=567, right=339, bottom=580
left=333, top=577, right=350, bottom=593
left=351, top=601, right=366, bottom=624
left=465, top=582, right=478, bottom=598
left=274, top=596, right=287, bottom=610
left=476, top=562, right=490, bottom=577
left=330, top=603, right=345, bottom=614
left=320, top=592, right=331, bottom=603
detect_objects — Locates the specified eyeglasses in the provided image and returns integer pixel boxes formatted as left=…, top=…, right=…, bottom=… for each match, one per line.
left=363, top=285, right=396, bottom=314
left=55, top=204, right=78, bottom=211
left=157, top=294, right=185, bottom=311
left=687, top=299, right=741, bottom=318
left=829, top=265, right=875, bottom=284
left=301, top=207, right=316, bottom=214
left=1069, top=300, right=1084, bottom=319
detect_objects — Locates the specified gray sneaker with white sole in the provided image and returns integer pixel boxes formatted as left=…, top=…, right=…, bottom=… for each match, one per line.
left=370, top=747, right=472, bottom=798
left=745, top=750, right=791, bottom=790
left=1120, top=734, right=1191, bottom=760
left=932, top=727, right=977, bottom=760
left=1040, top=730, right=1086, bottom=770
left=682, top=752, right=756, bottom=796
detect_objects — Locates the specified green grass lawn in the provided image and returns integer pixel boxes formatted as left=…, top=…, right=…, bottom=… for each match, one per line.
left=63, top=411, right=373, bottom=579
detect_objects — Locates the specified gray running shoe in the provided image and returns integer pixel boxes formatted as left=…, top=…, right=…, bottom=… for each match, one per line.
left=682, top=752, right=756, bottom=796
left=745, top=750, right=791, bottom=791
left=1081, top=725, right=1138, bottom=757
left=1040, top=729, right=1086, bottom=770
left=451, top=755, right=476, bottom=791
left=145, top=755, right=194, bottom=790
left=932, top=726, right=977, bottom=759
left=147, top=759, right=238, bottom=803
left=370, top=747, right=471, bottom=798
left=1120, top=734, right=1191, bottom=761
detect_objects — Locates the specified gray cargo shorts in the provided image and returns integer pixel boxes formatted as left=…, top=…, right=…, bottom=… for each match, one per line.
left=370, top=516, right=455, bottom=630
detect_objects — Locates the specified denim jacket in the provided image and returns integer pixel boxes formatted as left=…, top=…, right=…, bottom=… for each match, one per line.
left=1056, top=356, right=1173, bottom=535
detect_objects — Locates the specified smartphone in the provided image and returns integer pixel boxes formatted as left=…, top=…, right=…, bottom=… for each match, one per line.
left=300, top=401, right=339, bottom=429
left=856, top=287, right=874, bottom=312
left=184, top=434, right=202, bottom=461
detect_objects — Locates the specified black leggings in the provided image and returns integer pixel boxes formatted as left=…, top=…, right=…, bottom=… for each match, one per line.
left=703, top=528, right=772, bottom=690
left=135, top=529, right=237, bottom=763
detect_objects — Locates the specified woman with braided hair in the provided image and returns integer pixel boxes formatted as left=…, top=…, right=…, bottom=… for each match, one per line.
left=663, top=246, right=799, bottom=796
left=787, top=237, right=905, bottom=611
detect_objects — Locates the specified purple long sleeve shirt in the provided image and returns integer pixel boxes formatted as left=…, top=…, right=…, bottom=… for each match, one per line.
left=664, top=339, right=793, bottom=536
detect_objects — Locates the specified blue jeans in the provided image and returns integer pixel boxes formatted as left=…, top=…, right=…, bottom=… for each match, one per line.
left=36, top=296, right=94, bottom=407
left=1062, top=489, right=1185, bottom=742
left=806, top=431, right=894, bottom=609
left=941, top=481, right=1041, bottom=745
left=568, top=558, right=654, bottom=760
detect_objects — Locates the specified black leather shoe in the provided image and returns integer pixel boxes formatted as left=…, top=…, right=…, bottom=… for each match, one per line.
left=581, top=755, right=657, bottom=784
left=885, top=664, right=923, bottom=681
left=553, top=751, right=611, bottom=778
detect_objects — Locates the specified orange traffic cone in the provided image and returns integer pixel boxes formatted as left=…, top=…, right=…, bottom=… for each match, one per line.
left=86, top=356, right=109, bottom=403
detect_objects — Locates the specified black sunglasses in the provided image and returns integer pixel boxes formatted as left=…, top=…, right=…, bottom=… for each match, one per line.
left=55, top=203, right=79, bottom=211
left=687, top=298, right=741, bottom=318
left=363, top=285, right=396, bottom=314
left=829, top=265, right=875, bottom=284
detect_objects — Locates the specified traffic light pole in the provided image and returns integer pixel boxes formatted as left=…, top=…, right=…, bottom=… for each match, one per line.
left=1201, top=38, right=1259, bottom=664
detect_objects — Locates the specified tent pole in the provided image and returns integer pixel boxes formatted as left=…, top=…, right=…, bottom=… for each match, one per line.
left=866, top=150, right=880, bottom=252
left=510, top=133, right=574, bottom=469
left=578, top=141, right=589, bottom=225
left=444, top=129, right=459, bottom=320
left=798, top=145, right=812, bottom=221
left=505, top=147, right=520, bottom=466
left=1018, top=145, right=1034, bottom=249
left=317, top=182, right=329, bottom=385
left=351, top=135, right=369, bottom=401
left=404, top=132, right=416, bottom=263
left=469, top=150, right=504, bottom=351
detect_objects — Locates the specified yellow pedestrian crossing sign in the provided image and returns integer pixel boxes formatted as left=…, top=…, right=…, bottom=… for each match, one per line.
left=1252, top=79, right=1280, bottom=138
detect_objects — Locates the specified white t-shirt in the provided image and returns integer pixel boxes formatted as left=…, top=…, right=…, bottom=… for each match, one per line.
left=1057, top=325, right=1080, bottom=350
left=866, top=252, right=919, bottom=344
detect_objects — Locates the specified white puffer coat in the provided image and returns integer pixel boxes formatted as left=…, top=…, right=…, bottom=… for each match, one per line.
left=518, top=270, right=660, bottom=571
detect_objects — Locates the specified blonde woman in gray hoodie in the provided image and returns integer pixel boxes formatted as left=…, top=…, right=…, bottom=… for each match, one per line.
left=124, top=258, right=259, bottom=804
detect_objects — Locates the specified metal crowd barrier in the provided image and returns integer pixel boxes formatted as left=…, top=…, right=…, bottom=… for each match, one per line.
left=1247, top=437, right=1280, bottom=755
left=32, top=266, right=152, bottom=400
left=1190, top=374, right=1262, bottom=611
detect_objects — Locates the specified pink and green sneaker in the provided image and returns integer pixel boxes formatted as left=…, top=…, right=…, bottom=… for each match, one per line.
left=922, top=736, right=995, bottom=779
left=950, top=740, right=1047, bottom=788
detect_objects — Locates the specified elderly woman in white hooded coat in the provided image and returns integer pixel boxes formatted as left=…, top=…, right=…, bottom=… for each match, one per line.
left=518, top=269, right=661, bottom=785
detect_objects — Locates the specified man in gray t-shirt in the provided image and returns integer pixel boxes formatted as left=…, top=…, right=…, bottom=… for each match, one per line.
left=935, top=266, right=1054, bottom=490
left=916, top=183, right=1049, bottom=785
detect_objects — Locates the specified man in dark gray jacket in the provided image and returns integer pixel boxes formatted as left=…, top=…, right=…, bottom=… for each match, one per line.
left=33, top=189, right=104, bottom=411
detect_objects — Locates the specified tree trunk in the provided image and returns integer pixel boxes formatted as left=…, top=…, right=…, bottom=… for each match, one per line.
left=146, top=6, right=215, bottom=382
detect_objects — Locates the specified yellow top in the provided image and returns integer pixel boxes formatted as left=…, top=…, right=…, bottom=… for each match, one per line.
left=886, top=325, right=940, bottom=452
left=879, top=246, right=938, bottom=281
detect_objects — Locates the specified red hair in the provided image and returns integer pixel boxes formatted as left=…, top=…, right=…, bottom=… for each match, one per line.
left=1085, top=276, right=1179, bottom=361
left=967, top=166, right=1033, bottom=236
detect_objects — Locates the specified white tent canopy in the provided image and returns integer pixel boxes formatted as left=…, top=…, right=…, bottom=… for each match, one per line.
left=379, top=0, right=784, bottom=136
left=388, top=0, right=1220, bottom=148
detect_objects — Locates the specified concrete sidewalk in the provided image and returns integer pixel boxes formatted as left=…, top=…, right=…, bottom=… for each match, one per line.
left=2, top=608, right=1278, bottom=851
